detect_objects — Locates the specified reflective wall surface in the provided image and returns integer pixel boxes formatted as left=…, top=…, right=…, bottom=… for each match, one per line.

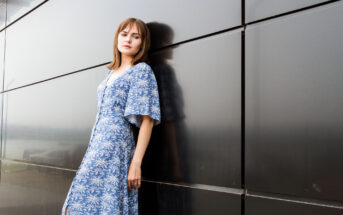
left=245, top=0, right=329, bottom=22
left=2, top=66, right=107, bottom=169
left=0, top=159, right=75, bottom=214
left=143, top=29, right=242, bottom=188
left=139, top=181, right=241, bottom=215
left=0, top=0, right=5, bottom=30
left=245, top=1, right=343, bottom=202
left=6, top=0, right=45, bottom=25
left=0, top=0, right=343, bottom=214
left=4, top=0, right=240, bottom=90
left=0, top=31, right=4, bottom=90
left=246, top=192, right=343, bottom=215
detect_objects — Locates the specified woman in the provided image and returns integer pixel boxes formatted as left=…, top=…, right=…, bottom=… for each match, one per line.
left=62, top=17, right=161, bottom=215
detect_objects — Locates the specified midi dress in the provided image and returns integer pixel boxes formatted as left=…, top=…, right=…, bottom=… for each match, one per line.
left=61, top=62, right=161, bottom=215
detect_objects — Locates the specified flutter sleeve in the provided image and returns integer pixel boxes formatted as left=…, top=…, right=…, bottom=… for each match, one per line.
left=124, top=64, right=161, bottom=128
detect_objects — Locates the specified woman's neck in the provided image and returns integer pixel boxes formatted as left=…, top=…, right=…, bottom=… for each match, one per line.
left=120, top=54, right=133, bottom=68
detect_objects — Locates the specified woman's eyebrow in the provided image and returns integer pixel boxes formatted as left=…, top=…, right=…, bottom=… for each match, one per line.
left=122, top=30, right=140, bottom=36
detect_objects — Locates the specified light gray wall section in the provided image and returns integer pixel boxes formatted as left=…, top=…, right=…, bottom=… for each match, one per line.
left=0, top=93, right=2, bottom=157
left=245, top=1, right=343, bottom=202
left=0, top=0, right=5, bottom=30
left=6, top=0, right=45, bottom=26
left=0, top=32, right=3, bottom=157
left=0, top=31, right=4, bottom=90
left=245, top=0, right=329, bottom=22
left=4, top=0, right=240, bottom=90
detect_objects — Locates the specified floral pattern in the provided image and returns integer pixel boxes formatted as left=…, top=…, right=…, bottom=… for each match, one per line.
left=61, top=62, right=161, bottom=215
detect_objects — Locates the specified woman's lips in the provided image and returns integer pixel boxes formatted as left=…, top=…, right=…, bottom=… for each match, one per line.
left=123, top=45, right=131, bottom=48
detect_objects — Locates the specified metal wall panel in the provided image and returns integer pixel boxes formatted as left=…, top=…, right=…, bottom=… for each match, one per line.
left=0, top=93, right=2, bottom=157
left=2, top=0, right=342, bottom=213
left=0, top=0, right=5, bottom=30
left=0, top=31, right=4, bottom=91
left=2, top=27, right=243, bottom=187
left=2, top=66, right=107, bottom=169
left=142, top=29, right=242, bottom=188
left=0, top=160, right=75, bottom=215
left=245, top=0, right=328, bottom=22
left=246, top=194, right=343, bottom=215
left=6, top=0, right=45, bottom=26
left=246, top=1, right=343, bottom=202
left=4, top=0, right=240, bottom=90
left=139, top=181, right=241, bottom=215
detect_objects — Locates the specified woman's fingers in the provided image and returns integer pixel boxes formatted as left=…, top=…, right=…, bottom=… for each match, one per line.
left=135, top=179, right=140, bottom=189
left=128, top=178, right=133, bottom=192
left=136, top=180, right=140, bottom=189
left=127, top=163, right=141, bottom=191
left=128, top=178, right=140, bottom=191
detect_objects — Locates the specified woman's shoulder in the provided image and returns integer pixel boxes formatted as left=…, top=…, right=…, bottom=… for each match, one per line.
left=131, top=62, right=154, bottom=77
left=133, top=62, right=152, bottom=71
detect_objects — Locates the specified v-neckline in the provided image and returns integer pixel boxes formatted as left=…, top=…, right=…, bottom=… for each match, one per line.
left=105, top=66, right=133, bottom=86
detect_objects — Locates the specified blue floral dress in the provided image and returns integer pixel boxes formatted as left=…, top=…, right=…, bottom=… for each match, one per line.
left=61, top=62, right=161, bottom=215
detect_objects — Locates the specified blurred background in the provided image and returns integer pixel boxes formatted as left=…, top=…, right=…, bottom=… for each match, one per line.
left=0, top=0, right=342, bottom=214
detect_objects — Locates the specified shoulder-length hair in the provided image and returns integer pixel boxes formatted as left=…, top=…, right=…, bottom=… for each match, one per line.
left=107, top=17, right=151, bottom=70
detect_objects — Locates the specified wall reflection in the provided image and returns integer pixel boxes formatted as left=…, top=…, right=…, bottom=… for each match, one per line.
left=5, top=0, right=45, bottom=25
left=0, top=160, right=75, bottom=215
left=2, top=67, right=107, bottom=169
left=141, top=21, right=242, bottom=189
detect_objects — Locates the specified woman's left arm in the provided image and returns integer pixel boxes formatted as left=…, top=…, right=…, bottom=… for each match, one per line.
left=127, top=115, right=154, bottom=192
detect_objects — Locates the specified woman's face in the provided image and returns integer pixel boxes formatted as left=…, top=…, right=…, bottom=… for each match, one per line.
left=117, top=24, right=142, bottom=58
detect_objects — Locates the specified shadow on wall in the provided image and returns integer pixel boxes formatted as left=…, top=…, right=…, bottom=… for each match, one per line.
left=136, top=21, right=193, bottom=215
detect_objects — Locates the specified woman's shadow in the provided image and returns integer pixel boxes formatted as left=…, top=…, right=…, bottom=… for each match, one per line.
left=137, top=21, right=192, bottom=215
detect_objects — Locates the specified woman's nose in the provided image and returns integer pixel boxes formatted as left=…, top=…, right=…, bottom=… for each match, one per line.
left=125, top=36, right=132, bottom=43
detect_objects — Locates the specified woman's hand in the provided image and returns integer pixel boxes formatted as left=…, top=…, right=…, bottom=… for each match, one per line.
left=127, top=115, right=153, bottom=192
left=127, top=161, right=141, bottom=192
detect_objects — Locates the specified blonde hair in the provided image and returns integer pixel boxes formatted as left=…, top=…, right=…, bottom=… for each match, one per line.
left=107, top=17, right=151, bottom=70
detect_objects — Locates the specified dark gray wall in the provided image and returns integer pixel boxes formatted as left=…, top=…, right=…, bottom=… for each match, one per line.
left=0, top=0, right=342, bottom=214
